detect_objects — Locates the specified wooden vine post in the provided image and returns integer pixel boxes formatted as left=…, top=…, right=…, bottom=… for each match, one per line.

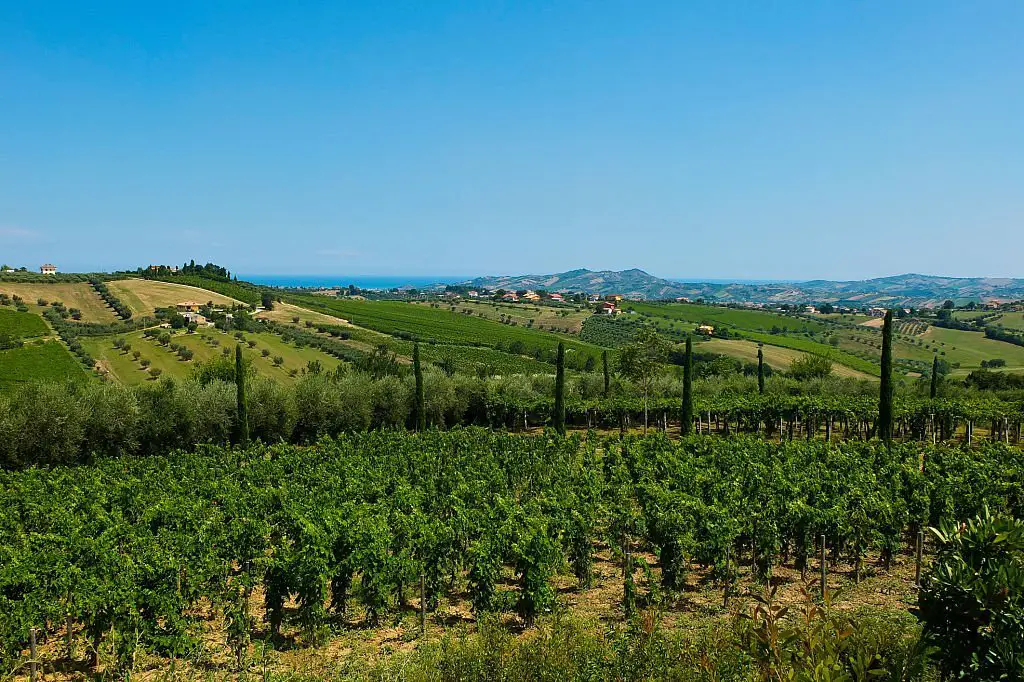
left=915, top=530, right=924, bottom=587
left=419, top=572, right=427, bottom=636
left=29, top=627, right=38, bottom=682
left=819, top=535, right=827, bottom=600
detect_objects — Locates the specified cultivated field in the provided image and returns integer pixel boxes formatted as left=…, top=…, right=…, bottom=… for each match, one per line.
left=0, top=282, right=117, bottom=323
left=0, top=307, right=49, bottom=338
left=418, top=299, right=592, bottom=334
left=256, top=301, right=351, bottom=326
left=108, top=278, right=243, bottom=316
left=627, top=301, right=829, bottom=334
left=0, top=341, right=86, bottom=388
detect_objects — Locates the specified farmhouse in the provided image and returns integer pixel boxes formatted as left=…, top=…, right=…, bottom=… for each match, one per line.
left=176, top=301, right=201, bottom=313
left=467, top=291, right=479, bottom=298
left=549, top=293, right=564, bottom=302
left=501, top=292, right=518, bottom=302
left=181, top=311, right=209, bottom=326
left=40, top=264, right=58, bottom=275
left=605, top=294, right=623, bottom=302
left=697, top=324, right=715, bottom=335
left=522, top=291, right=540, bottom=301
left=868, top=307, right=888, bottom=317
left=597, top=301, right=617, bottom=315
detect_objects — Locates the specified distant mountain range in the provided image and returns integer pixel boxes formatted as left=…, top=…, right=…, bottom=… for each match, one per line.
left=457, top=269, right=1024, bottom=307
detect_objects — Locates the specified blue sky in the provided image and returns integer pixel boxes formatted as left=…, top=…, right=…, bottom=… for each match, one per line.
left=1, top=1, right=1022, bottom=280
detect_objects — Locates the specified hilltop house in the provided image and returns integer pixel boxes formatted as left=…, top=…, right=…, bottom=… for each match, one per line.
left=176, top=301, right=202, bottom=313
left=40, top=264, right=58, bottom=275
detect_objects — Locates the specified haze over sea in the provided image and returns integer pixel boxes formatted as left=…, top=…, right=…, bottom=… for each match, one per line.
left=243, top=274, right=795, bottom=290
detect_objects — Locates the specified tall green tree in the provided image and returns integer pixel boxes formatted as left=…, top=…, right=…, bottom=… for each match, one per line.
left=930, top=354, right=939, bottom=400
left=878, top=309, right=894, bottom=445
left=757, top=345, right=765, bottom=394
left=234, top=344, right=249, bottom=447
left=680, top=336, right=694, bottom=436
left=602, top=349, right=610, bottom=399
left=553, top=342, right=566, bottom=435
left=413, top=342, right=425, bottom=431
left=618, top=326, right=669, bottom=433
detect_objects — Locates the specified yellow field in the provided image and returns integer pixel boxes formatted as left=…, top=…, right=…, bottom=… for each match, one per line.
left=108, top=278, right=243, bottom=316
left=0, top=282, right=118, bottom=323
left=700, top=338, right=876, bottom=380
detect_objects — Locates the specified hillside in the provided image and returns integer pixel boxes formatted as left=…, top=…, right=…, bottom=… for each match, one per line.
left=460, top=270, right=1024, bottom=306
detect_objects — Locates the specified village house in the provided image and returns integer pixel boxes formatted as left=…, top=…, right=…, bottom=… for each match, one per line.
left=522, top=291, right=540, bottom=302
left=501, top=292, right=518, bottom=302
left=804, top=305, right=818, bottom=314
left=549, top=293, right=564, bottom=302
left=868, top=307, right=888, bottom=317
left=675, top=296, right=691, bottom=303
left=605, top=294, right=623, bottom=302
left=176, top=301, right=201, bottom=313
left=40, top=263, right=58, bottom=275
left=467, top=290, right=479, bottom=298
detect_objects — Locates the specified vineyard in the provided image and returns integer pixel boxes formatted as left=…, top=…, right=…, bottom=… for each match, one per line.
left=1, top=431, right=1021, bottom=678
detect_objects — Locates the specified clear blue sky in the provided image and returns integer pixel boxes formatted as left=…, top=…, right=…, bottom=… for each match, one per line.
left=1, top=1, right=1022, bottom=280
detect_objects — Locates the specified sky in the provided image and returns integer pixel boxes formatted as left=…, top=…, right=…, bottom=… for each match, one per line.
left=1, top=1, right=1022, bottom=281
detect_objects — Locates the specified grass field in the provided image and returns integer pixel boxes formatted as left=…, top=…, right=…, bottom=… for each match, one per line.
left=700, top=338, right=876, bottom=380
left=921, top=325, right=1024, bottom=373
left=291, top=296, right=604, bottom=363
left=0, top=307, right=50, bottom=338
left=0, top=282, right=117, bottom=323
left=84, top=327, right=345, bottom=385
left=988, top=311, right=1024, bottom=331
left=0, top=341, right=87, bottom=388
left=108, top=278, right=243, bottom=316
left=625, top=301, right=830, bottom=334
left=419, top=300, right=593, bottom=334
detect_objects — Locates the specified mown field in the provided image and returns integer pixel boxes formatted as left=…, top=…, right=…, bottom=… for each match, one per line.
left=921, top=325, right=1024, bottom=373
left=699, top=337, right=876, bottom=379
left=0, top=282, right=117, bottom=323
left=741, top=331, right=881, bottom=376
left=988, top=311, right=1024, bottom=332
left=0, top=341, right=87, bottom=388
left=0, top=307, right=49, bottom=338
left=108, top=278, right=243, bottom=316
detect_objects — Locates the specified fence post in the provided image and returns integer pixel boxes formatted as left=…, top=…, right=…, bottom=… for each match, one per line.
left=819, top=535, right=827, bottom=600
left=29, top=627, right=38, bottom=682
left=915, top=530, right=924, bottom=587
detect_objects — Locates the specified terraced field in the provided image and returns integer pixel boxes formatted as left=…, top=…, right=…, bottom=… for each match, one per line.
left=0, top=282, right=117, bottom=323
left=108, top=278, right=243, bottom=316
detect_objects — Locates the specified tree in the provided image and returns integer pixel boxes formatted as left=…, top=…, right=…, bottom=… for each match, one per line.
left=602, top=349, right=610, bottom=398
left=757, top=345, right=765, bottom=394
left=618, top=326, right=669, bottom=433
left=680, top=336, right=693, bottom=436
left=553, top=342, right=565, bottom=435
left=942, top=299, right=955, bottom=310
left=413, top=342, right=425, bottom=431
left=930, top=354, right=939, bottom=399
left=789, top=354, right=832, bottom=381
left=878, top=309, right=894, bottom=445
left=234, top=345, right=249, bottom=447
left=261, top=292, right=275, bottom=310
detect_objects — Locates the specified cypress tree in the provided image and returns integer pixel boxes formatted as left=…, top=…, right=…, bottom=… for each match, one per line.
left=930, top=354, right=939, bottom=400
left=234, top=344, right=249, bottom=447
left=757, top=346, right=765, bottom=394
left=553, top=342, right=566, bottom=435
left=413, top=342, right=425, bottom=432
left=681, top=336, right=694, bottom=436
left=878, top=309, right=894, bottom=445
left=602, top=349, right=610, bottom=399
